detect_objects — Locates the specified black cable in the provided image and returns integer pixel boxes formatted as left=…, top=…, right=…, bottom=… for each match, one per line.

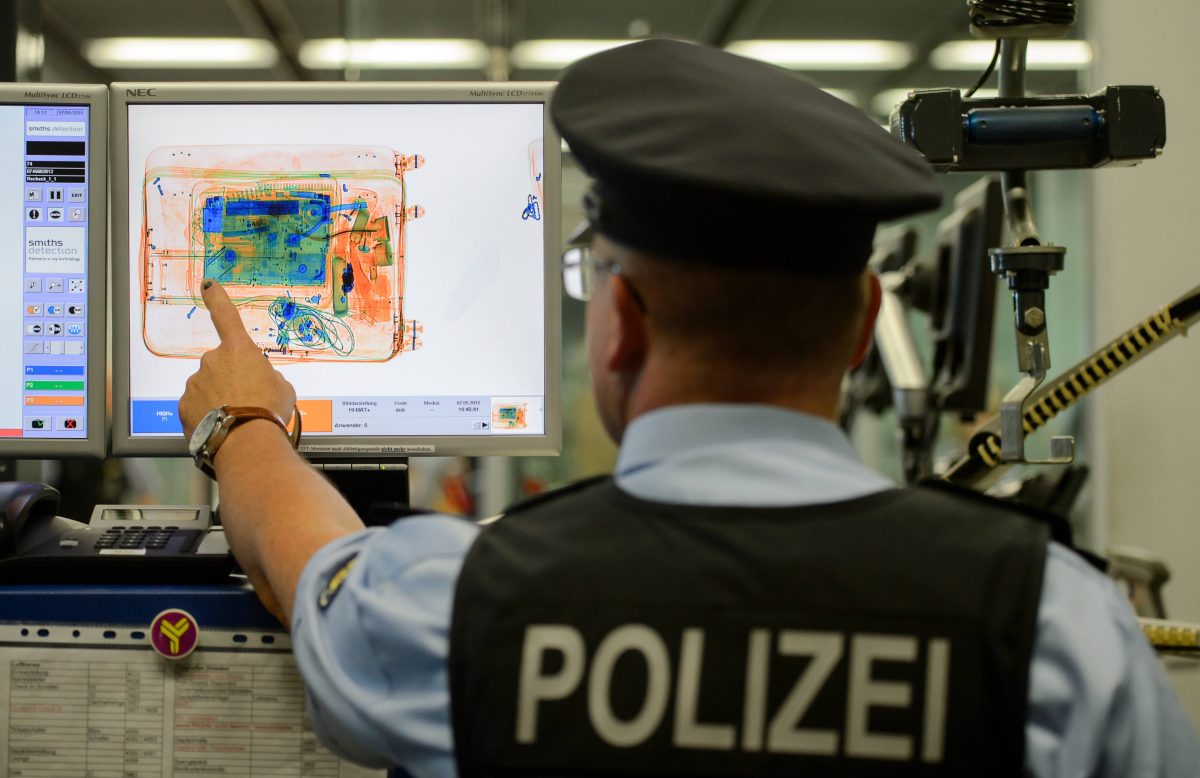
left=963, top=0, right=1076, bottom=96
left=964, top=40, right=1001, bottom=98
left=967, top=0, right=1077, bottom=29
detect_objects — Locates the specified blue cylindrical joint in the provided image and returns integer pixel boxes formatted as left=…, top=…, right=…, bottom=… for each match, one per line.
left=965, top=106, right=1102, bottom=144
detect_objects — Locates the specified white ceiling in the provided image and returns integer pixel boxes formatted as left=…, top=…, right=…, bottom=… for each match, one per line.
left=36, top=0, right=1087, bottom=118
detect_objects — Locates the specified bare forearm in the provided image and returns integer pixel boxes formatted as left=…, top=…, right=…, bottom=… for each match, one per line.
left=212, top=420, right=365, bottom=625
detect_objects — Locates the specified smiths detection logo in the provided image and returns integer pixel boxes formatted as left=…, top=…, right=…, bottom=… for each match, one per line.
left=149, top=608, right=199, bottom=659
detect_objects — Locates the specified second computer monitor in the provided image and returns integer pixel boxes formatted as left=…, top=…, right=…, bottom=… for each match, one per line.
left=110, top=83, right=560, bottom=459
left=0, top=84, right=106, bottom=458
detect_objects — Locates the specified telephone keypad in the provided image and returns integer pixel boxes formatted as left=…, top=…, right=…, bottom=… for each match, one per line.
left=93, top=526, right=179, bottom=551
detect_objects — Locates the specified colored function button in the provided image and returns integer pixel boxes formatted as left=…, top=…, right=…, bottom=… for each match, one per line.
left=25, top=396, right=84, bottom=406
left=24, top=381, right=84, bottom=391
left=296, top=400, right=333, bottom=432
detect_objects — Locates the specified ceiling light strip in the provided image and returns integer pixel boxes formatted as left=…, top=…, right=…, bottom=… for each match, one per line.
left=83, top=38, right=279, bottom=69
left=299, top=38, right=490, bottom=70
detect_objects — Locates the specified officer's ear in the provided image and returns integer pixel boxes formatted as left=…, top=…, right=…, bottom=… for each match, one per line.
left=849, top=272, right=882, bottom=369
left=605, top=274, right=649, bottom=374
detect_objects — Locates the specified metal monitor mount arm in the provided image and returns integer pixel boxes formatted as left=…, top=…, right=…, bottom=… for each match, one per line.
left=990, top=39, right=1075, bottom=465
left=876, top=269, right=937, bottom=482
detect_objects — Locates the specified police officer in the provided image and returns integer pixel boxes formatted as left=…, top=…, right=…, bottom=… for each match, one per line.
left=179, top=39, right=1198, bottom=778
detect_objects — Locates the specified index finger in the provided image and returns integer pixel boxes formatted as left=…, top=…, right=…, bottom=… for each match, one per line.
left=202, top=280, right=257, bottom=349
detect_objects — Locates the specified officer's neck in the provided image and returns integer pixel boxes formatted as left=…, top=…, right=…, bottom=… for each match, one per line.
left=621, top=354, right=842, bottom=427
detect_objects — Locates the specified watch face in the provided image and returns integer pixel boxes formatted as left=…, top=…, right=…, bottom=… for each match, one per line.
left=188, top=408, right=226, bottom=454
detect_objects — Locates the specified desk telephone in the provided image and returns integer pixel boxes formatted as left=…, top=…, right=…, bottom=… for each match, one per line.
left=0, top=482, right=236, bottom=583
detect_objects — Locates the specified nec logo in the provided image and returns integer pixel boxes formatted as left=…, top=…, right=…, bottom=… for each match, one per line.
left=126, top=88, right=158, bottom=97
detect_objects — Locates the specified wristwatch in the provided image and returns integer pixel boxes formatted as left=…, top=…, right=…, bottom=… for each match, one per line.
left=188, top=405, right=302, bottom=480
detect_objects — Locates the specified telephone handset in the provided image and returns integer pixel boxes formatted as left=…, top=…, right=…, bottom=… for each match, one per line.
left=0, top=481, right=65, bottom=557
left=0, top=482, right=236, bottom=584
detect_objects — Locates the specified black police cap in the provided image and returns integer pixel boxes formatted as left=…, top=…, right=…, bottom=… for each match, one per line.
left=551, top=38, right=942, bottom=274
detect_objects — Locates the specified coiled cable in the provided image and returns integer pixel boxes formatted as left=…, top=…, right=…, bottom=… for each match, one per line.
left=967, top=0, right=1077, bottom=29
left=962, top=0, right=1077, bottom=96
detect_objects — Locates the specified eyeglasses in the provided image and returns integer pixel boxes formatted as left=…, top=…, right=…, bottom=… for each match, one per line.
left=562, top=244, right=626, bottom=302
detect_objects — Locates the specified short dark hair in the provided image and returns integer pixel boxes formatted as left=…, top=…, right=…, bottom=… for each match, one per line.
left=631, top=253, right=868, bottom=380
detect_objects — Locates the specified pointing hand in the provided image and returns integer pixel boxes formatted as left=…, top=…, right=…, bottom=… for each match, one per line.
left=177, top=281, right=297, bottom=441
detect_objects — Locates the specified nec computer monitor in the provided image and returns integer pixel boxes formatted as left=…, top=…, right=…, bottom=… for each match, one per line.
left=0, top=85, right=107, bottom=458
left=110, top=83, right=560, bottom=459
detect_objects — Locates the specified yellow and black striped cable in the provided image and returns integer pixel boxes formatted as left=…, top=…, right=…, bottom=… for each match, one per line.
left=944, top=286, right=1200, bottom=486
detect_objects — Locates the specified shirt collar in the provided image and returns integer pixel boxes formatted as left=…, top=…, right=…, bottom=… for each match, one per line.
left=615, top=403, right=867, bottom=477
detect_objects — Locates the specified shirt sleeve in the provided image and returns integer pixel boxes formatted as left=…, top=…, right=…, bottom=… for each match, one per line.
left=1026, top=542, right=1200, bottom=777
left=290, top=513, right=480, bottom=778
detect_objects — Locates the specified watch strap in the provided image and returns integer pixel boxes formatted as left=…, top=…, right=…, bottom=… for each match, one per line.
left=197, top=405, right=302, bottom=480
left=223, top=405, right=301, bottom=447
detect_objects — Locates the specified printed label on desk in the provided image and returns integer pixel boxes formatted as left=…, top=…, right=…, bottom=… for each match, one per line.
left=0, top=647, right=383, bottom=777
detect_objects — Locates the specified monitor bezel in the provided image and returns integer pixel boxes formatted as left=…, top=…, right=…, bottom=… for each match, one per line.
left=110, top=82, right=561, bottom=459
left=0, top=84, right=107, bottom=459
left=928, top=176, right=1003, bottom=415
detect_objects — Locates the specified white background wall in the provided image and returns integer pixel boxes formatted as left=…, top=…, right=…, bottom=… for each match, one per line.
left=1089, top=0, right=1200, bottom=717
left=1090, top=0, right=1200, bottom=618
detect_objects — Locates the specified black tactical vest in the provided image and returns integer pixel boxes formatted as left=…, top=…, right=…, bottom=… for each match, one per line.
left=449, top=478, right=1048, bottom=777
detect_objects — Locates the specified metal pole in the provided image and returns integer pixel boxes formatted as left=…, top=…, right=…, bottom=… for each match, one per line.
left=0, top=0, right=41, bottom=83
left=998, top=39, right=1038, bottom=246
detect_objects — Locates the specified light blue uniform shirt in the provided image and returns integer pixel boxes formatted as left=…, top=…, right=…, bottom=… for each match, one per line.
left=291, top=404, right=1199, bottom=777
